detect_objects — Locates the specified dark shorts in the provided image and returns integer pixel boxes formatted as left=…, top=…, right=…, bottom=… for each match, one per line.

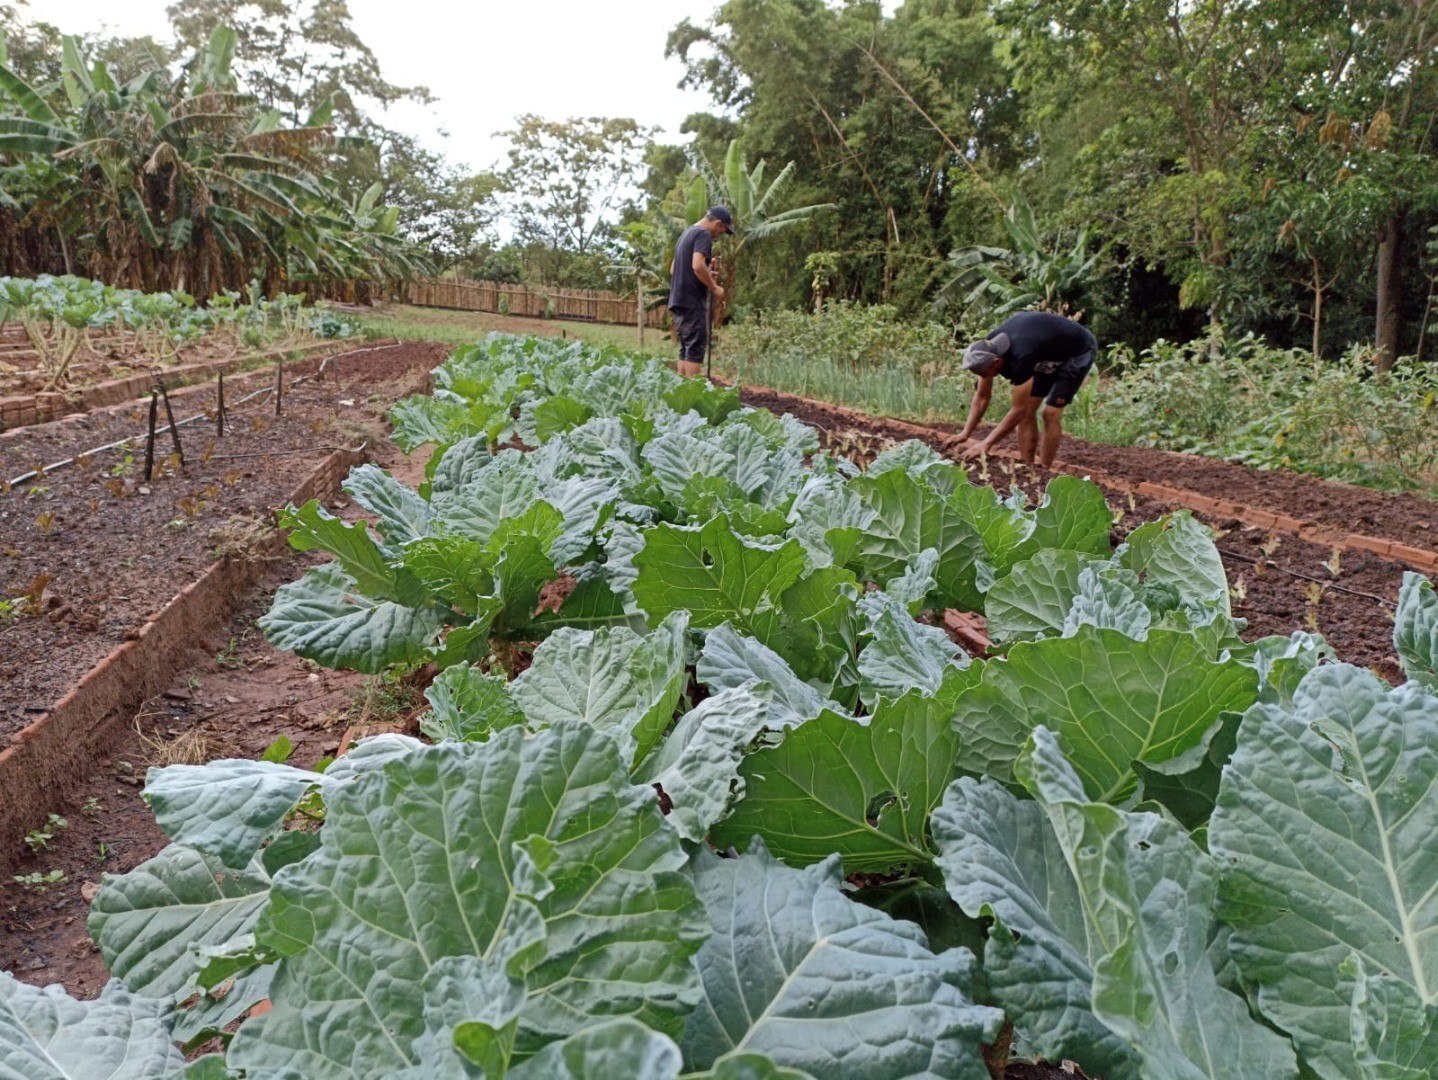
left=670, top=305, right=708, bottom=362
left=1028, top=349, right=1094, bottom=407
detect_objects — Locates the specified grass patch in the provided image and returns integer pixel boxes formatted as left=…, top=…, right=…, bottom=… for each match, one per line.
left=358, top=303, right=670, bottom=357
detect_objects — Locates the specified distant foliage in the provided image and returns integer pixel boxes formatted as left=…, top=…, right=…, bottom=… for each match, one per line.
left=1080, top=335, right=1438, bottom=491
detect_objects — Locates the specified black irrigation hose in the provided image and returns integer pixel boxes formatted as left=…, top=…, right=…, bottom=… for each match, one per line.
left=1216, top=545, right=1397, bottom=607
left=4, top=342, right=404, bottom=489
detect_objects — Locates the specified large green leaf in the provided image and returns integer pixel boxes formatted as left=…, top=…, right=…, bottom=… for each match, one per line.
left=227, top=723, right=706, bottom=1077
left=697, top=624, right=842, bottom=727
left=430, top=453, right=544, bottom=545
left=681, top=843, right=1002, bottom=1078
left=259, top=563, right=446, bottom=673
left=952, top=625, right=1258, bottom=800
left=141, top=758, right=317, bottom=867
left=510, top=612, right=689, bottom=768
left=87, top=845, right=273, bottom=1001
left=419, top=662, right=525, bottom=742
left=632, top=516, right=807, bottom=640
left=1016, top=729, right=1300, bottom=1079
left=633, top=686, right=772, bottom=843
left=711, top=676, right=973, bottom=874
left=933, top=776, right=1141, bottom=1079
left=983, top=549, right=1104, bottom=643
left=1393, top=571, right=1438, bottom=688
left=1024, top=475, right=1113, bottom=556
left=0, top=974, right=190, bottom=1079
left=844, top=469, right=983, bottom=610
left=277, top=500, right=405, bottom=601
left=856, top=591, right=968, bottom=705
left=1209, top=665, right=1438, bottom=1079
left=341, top=464, right=433, bottom=550
left=1121, top=512, right=1229, bottom=614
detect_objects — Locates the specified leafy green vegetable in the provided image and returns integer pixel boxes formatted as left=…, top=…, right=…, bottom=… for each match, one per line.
left=952, top=625, right=1258, bottom=802
left=681, top=843, right=1003, bottom=1078
left=0, top=973, right=191, bottom=1079
left=228, top=722, right=706, bottom=1077
left=1015, top=728, right=1300, bottom=1078
left=1210, top=665, right=1438, bottom=1079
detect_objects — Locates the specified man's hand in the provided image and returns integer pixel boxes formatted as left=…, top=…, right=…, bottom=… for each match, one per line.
left=711, top=285, right=725, bottom=300
left=940, top=432, right=969, bottom=454
left=961, top=441, right=991, bottom=460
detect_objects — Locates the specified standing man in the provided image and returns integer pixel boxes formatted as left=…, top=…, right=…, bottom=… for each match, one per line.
left=668, top=206, right=734, bottom=377
left=952, top=310, right=1097, bottom=467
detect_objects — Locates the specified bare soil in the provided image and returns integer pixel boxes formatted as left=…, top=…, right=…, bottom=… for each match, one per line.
left=0, top=341, right=447, bottom=737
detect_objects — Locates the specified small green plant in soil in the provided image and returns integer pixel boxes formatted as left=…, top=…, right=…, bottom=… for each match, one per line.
left=12, top=870, right=66, bottom=892
left=22, top=813, right=68, bottom=852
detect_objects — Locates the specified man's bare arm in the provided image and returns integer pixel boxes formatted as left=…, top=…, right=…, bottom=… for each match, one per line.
left=956, top=375, right=993, bottom=440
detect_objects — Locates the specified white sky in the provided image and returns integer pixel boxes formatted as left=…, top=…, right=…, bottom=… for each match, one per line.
left=19, top=0, right=736, bottom=173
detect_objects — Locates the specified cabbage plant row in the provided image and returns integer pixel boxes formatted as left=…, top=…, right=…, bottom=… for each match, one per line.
left=0, top=274, right=356, bottom=389
left=3, top=334, right=1434, bottom=1079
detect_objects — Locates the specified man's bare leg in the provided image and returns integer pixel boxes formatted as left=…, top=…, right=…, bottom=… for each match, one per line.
left=1039, top=404, right=1065, bottom=466
left=1012, top=382, right=1040, bottom=462
left=678, top=360, right=703, bottom=378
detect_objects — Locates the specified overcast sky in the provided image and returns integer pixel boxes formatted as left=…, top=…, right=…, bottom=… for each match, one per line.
left=19, top=0, right=737, bottom=172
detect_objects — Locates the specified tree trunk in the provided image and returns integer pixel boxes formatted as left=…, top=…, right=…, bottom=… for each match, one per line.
left=636, top=271, right=645, bottom=350
left=1374, top=210, right=1405, bottom=372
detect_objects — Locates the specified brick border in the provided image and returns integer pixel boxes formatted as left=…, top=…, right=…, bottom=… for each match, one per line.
left=0, top=341, right=348, bottom=433
left=0, top=446, right=367, bottom=858
left=735, top=381, right=1438, bottom=576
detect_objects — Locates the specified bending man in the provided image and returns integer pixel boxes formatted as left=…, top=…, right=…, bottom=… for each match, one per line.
left=953, top=311, right=1096, bottom=467
left=668, top=206, right=734, bottom=378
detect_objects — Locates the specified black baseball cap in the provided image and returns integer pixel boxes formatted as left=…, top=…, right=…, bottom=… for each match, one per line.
left=707, top=206, right=735, bottom=234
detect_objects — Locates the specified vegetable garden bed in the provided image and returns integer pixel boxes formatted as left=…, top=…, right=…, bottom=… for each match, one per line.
left=1, top=334, right=1435, bottom=1079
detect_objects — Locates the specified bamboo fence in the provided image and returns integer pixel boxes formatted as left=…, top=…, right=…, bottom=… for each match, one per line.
left=404, top=279, right=668, bottom=329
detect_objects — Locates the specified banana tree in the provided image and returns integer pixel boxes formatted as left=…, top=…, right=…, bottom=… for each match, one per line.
left=0, top=27, right=427, bottom=295
left=934, top=197, right=1105, bottom=324
left=675, top=138, right=834, bottom=323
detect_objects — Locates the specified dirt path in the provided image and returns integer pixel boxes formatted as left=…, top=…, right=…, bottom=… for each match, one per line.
left=0, top=399, right=434, bottom=994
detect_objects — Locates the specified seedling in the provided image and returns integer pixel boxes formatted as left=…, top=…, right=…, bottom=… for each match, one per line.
left=104, top=478, right=127, bottom=498
left=110, top=452, right=134, bottom=477
left=34, top=511, right=57, bottom=535
left=216, top=638, right=244, bottom=669
left=12, top=870, right=66, bottom=892
left=25, top=484, right=49, bottom=499
left=1259, top=533, right=1282, bottom=557
left=81, top=797, right=101, bottom=816
left=23, top=813, right=68, bottom=851
left=1324, top=547, right=1342, bottom=577
left=1230, top=576, right=1248, bottom=603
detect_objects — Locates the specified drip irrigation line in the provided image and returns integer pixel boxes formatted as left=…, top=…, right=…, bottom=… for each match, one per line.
left=1217, top=545, right=1397, bottom=607
left=204, top=440, right=368, bottom=461
left=4, top=341, right=400, bottom=489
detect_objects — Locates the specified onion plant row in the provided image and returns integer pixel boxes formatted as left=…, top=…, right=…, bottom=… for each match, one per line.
left=4, top=333, right=1433, bottom=1080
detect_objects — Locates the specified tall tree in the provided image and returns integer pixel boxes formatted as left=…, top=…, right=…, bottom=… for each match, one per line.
left=165, top=0, right=431, bottom=132
left=497, top=115, right=656, bottom=283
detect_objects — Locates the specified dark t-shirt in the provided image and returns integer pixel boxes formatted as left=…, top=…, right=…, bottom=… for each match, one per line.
left=668, top=224, right=713, bottom=311
left=988, top=311, right=1097, bottom=385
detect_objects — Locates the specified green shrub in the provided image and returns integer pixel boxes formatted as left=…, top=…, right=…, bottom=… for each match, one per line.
left=1074, top=334, right=1438, bottom=491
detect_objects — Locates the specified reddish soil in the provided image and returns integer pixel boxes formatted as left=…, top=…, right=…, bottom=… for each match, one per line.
left=0, top=367, right=438, bottom=994
left=746, top=387, right=1411, bottom=680
left=0, top=341, right=446, bottom=738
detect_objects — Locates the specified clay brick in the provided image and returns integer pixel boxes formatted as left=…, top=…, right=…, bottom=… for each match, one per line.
left=1345, top=534, right=1395, bottom=557
left=1387, top=543, right=1438, bottom=572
